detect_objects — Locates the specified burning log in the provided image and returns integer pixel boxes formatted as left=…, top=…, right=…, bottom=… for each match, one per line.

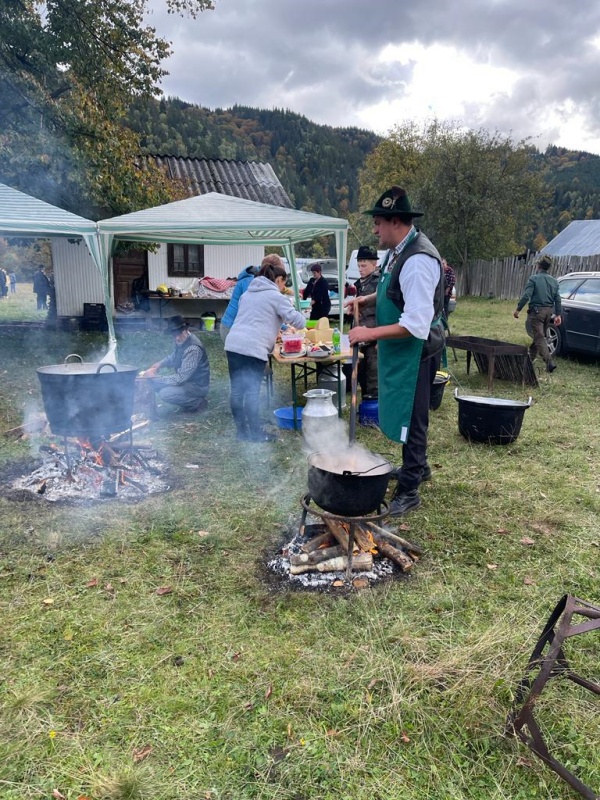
left=108, top=420, right=150, bottom=443
left=324, top=519, right=351, bottom=550
left=290, top=545, right=343, bottom=567
left=289, top=552, right=373, bottom=575
left=370, top=535, right=415, bottom=572
left=367, top=522, right=424, bottom=557
left=300, top=531, right=334, bottom=553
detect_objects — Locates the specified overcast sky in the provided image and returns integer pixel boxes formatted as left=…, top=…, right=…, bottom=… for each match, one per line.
left=146, top=0, right=600, bottom=155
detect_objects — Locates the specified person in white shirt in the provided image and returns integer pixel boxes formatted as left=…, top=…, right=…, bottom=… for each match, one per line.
left=347, top=186, right=444, bottom=516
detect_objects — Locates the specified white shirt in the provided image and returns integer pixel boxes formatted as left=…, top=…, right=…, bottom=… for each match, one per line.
left=386, top=230, right=440, bottom=340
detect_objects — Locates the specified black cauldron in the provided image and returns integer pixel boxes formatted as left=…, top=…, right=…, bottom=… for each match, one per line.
left=454, top=389, right=532, bottom=445
left=307, top=451, right=392, bottom=516
left=37, top=354, right=138, bottom=439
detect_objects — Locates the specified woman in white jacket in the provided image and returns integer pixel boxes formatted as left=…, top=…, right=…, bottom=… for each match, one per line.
left=225, top=260, right=306, bottom=442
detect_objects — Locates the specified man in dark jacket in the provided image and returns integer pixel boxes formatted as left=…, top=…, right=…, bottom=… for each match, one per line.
left=142, top=316, right=210, bottom=413
left=353, top=245, right=381, bottom=398
left=513, top=255, right=562, bottom=372
left=303, top=263, right=331, bottom=320
left=33, top=266, right=48, bottom=310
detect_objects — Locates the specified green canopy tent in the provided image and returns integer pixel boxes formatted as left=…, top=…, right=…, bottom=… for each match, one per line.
left=98, top=192, right=349, bottom=329
left=0, top=181, right=117, bottom=345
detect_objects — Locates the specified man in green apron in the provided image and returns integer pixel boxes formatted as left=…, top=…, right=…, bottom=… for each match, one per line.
left=348, top=185, right=445, bottom=516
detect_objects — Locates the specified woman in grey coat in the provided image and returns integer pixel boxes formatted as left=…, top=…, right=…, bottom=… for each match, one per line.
left=225, top=261, right=305, bottom=442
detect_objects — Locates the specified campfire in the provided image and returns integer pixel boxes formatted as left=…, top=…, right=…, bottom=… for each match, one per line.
left=8, top=428, right=169, bottom=503
left=268, top=495, right=423, bottom=589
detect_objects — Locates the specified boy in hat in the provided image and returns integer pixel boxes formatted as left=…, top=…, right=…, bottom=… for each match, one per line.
left=353, top=245, right=381, bottom=398
left=303, top=262, right=331, bottom=320
left=513, top=255, right=562, bottom=372
left=142, top=315, right=210, bottom=413
left=347, top=186, right=444, bottom=516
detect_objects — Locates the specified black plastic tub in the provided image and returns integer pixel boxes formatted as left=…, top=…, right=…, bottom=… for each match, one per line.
left=430, top=373, right=449, bottom=410
left=37, top=354, right=138, bottom=439
left=454, top=389, right=532, bottom=445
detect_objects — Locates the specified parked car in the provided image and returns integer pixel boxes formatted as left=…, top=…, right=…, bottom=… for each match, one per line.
left=299, top=259, right=342, bottom=317
left=546, top=271, right=600, bottom=356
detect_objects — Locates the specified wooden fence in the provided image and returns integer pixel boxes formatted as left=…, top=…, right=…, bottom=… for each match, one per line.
left=456, top=253, right=600, bottom=300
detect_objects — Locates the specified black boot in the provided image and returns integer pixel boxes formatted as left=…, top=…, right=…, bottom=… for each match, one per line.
left=389, top=487, right=421, bottom=517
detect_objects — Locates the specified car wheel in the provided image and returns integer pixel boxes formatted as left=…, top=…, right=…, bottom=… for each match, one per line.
left=546, top=323, right=564, bottom=356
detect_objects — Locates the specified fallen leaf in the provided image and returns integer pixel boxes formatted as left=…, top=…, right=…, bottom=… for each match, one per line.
left=367, top=678, right=379, bottom=690
left=520, top=537, right=535, bottom=546
left=155, top=586, right=173, bottom=596
left=326, top=729, right=340, bottom=737
left=398, top=523, right=411, bottom=531
left=77, top=796, right=92, bottom=800
left=86, top=578, right=99, bottom=588
left=528, top=522, right=552, bottom=536
left=132, top=744, right=153, bottom=763
left=63, top=628, right=73, bottom=641
left=496, top=528, right=509, bottom=535
left=524, top=577, right=536, bottom=585
left=400, top=733, right=411, bottom=743
left=42, top=597, right=54, bottom=605
left=52, top=791, right=66, bottom=799
left=197, top=530, right=210, bottom=538
left=265, top=684, right=273, bottom=700
left=516, top=755, right=533, bottom=768
left=104, top=583, right=114, bottom=592
left=352, top=577, right=369, bottom=589
left=232, top=652, right=242, bottom=662
left=332, top=579, right=344, bottom=587
left=486, top=563, right=498, bottom=571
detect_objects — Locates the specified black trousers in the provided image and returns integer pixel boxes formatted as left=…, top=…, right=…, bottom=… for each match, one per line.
left=395, top=351, right=441, bottom=493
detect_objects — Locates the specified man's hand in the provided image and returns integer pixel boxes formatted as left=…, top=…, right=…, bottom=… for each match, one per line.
left=348, top=325, right=375, bottom=345
left=553, top=315, right=562, bottom=326
left=513, top=310, right=520, bottom=319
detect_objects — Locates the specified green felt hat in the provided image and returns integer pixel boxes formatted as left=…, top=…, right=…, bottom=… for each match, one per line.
left=363, top=185, right=423, bottom=218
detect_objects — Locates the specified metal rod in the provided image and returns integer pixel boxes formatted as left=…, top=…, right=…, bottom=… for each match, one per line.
left=349, top=303, right=360, bottom=444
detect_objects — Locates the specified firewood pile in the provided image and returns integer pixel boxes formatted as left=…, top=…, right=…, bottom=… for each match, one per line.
left=270, top=518, right=423, bottom=589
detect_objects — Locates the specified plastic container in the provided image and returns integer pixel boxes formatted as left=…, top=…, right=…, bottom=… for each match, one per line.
left=306, top=320, right=318, bottom=329
left=201, top=312, right=217, bottom=332
left=430, top=372, right=450, bottom=410
left=281, top=332, right=305, bottom=354
left=359, top=399, right=379, bottom=427
left=274, top=406, right=302, bottom=430
left=454, top=389, right=532, bottom=445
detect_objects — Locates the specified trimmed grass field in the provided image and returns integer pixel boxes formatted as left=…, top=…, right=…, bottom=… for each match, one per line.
left=0, top=296, right=598, bottom=800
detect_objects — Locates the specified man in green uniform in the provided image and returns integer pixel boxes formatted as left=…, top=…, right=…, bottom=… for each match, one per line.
left=348, top=186, right=444, bottom=516
left=513, top=255, right=562, bottom=373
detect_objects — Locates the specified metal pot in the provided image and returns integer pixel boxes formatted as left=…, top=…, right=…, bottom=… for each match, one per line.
left=307, top=451, right=392, bottom=516
left=37, top=354, right=138, bottom=439
left=454, top=389, right=532, bottom=445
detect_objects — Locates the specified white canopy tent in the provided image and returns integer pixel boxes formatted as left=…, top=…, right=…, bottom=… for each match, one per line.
left=98, top=192, right=349, bottom=329
left=0, top=185, right=349, bottom=357
left=0, top=181, right=117, bottom=344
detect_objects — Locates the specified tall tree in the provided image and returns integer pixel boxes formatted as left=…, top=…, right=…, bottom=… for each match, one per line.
left=359, top=120, right=548, bottom=266
left=0, top=0, right=214, bottom=217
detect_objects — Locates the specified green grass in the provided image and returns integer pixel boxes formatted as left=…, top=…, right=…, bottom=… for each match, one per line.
left=0, top=298, right=598, bottom=800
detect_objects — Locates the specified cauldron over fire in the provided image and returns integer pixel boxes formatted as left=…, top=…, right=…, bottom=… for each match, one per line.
left=37, top=354, right=138, bottom=439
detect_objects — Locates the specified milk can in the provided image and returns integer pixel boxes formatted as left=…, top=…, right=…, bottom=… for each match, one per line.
left=302, top=388, right=338, bottom=451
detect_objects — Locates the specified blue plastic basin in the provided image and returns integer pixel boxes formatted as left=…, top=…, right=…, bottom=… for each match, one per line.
left=273, top=406, right=302, bottom=430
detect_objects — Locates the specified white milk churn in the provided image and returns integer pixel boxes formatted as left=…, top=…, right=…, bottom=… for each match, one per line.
left=302, top=388, right=338, bottom=452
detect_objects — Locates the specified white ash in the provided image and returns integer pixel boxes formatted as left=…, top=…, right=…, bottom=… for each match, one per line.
left=10, top=447, right=170, bottom=503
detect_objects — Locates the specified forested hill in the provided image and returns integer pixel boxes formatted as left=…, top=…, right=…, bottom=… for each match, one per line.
left=126, top=98, right=381, bottom=218
left=127, top=97, right=600, bottom=249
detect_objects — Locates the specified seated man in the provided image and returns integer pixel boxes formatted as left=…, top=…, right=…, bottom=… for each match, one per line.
left=142, top=315, right=210, bottom=413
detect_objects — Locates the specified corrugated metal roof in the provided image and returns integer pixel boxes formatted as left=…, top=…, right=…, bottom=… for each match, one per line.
left=0, top=181, right=97, bottom=237
left=150, top=156, right=292, bottom=208
left=542, top=220, right=600, bottom=256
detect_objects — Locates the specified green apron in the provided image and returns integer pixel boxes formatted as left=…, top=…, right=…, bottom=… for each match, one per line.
left=376, top=266, right=424, bottom=444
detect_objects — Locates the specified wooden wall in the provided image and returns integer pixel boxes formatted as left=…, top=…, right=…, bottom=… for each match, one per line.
left=456, top=253, right=600, bottom=300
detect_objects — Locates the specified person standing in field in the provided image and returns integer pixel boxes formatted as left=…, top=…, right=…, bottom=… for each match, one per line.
left=347, top=185, right=444, bottom=517
left=513, top=255, right=562, bottom=373
left=353, top=245, right=381, bottom=399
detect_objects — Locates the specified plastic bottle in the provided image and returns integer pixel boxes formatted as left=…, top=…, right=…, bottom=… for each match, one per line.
left=332, top=327, right=341, bottom=353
